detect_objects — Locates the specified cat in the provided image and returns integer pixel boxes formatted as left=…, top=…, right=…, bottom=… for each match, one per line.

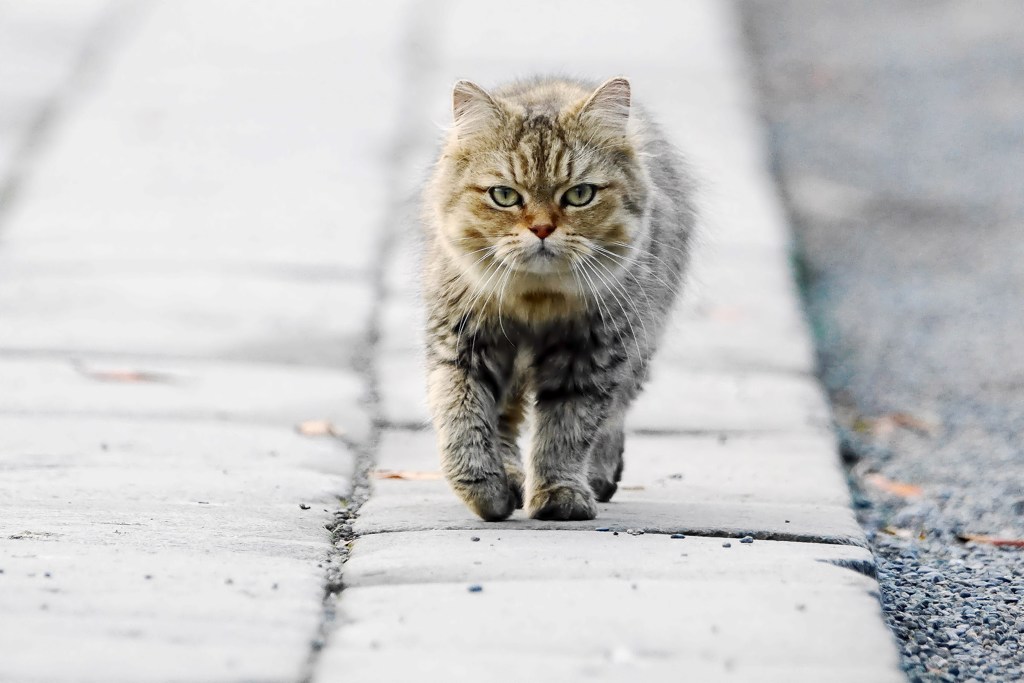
left=420, top=76, right=696, bottom=521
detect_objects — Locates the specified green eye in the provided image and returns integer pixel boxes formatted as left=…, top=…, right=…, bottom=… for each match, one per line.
left=563, top=183, right=596, bottom=207
left=488, top=186, right=521, bottom=208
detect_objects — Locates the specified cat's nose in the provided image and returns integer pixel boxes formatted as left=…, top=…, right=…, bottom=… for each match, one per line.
left=529, top=224, right=556, bottom=240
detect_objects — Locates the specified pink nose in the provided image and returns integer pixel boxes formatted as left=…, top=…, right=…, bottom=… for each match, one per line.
left=529, top=224, right=556, bottom=240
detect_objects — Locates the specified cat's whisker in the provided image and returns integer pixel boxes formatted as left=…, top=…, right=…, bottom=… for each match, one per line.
left=578, top=254, right=644, bottom=362
left=495, top=256, right=518, bottom=346
left=574, top=255, right=633, bottom=362
left=587, top=254, right=651, bottom=348
left=590, top=243, right=675, bottom=294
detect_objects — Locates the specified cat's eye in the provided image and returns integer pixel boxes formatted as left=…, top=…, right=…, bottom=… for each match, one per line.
left=488, top=186, right=521, bottom=208
left=562, top=184, right=596, bottom=207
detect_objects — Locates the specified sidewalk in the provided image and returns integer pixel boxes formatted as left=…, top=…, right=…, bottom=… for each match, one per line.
left=0, top=1, right=904, bottom=682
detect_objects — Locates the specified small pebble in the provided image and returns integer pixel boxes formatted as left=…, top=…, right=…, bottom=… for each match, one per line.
left=470, top=536, right=480, bottom=542
left=740, top=536, right=754, bottom=544
left=670, top=533, right=686, bottom=539
left=467, top=584, right=483, bottom=593
left=144, top=574, right=153, bottom=580
left=722, top=542, right=732, bottom=548
left=595, top=527, right=611, bottom=532
left=299, top=503, right=310, bottom=510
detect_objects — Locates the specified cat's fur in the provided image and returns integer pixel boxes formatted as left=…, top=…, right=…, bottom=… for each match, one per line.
left=421, top=76, right=696, bottom=521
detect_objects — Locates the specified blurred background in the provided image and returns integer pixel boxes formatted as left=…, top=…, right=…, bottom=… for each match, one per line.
left=743, top=2, right=1024, bottom=681
left=1, top=1, right=1022, bottom=681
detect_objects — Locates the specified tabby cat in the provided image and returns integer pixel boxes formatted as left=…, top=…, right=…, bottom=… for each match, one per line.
left=421, top=76, right=695, bottom=521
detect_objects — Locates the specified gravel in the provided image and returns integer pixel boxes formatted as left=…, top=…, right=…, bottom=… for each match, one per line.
left=741, top=1, right=1024, bottom=680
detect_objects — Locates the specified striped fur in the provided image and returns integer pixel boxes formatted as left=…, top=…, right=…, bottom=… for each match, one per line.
left=421, top=77, right=696, bottom=521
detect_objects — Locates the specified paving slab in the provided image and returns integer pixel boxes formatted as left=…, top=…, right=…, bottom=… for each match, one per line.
left=342, top=530, right=874, bottom=587
left=0, top=415, right=354, bottom=683
left=0, top=268, right=372, bottom=366
left=323, top=578, right=901, bottom=683
left=0, top=0, right=112, bottom=184
left=0, top=357, right=370, bottom=442
left=1, top=0, right=412, bottom=274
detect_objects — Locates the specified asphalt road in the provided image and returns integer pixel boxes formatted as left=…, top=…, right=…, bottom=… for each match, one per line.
left=741, top=1, right=1024, bottom=681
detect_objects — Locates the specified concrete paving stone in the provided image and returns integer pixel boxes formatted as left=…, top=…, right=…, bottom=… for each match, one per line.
left=377, top=351, right=430, bottom=427
left=0, top=0, right=111, bottom=183
left=437, top=0, right=742, bottom=78
left=0, top=267, right=373, bottom=367
left=355, top=430, right=862, bottom=544
left=379, top=293, right=425, bottom=356
left=320, top=577, right=902, bottom=683
left=342, top=530, right=874, bottom=587
left=1, top=0, right=413, bottom=272
left=0, top=543, right=326, bottom=683
left=318, top=649, right=895, bottom=683
left=0, top=414, right=353, bottom=683
left=0, top=357, right=372, bottom=443
left=629, top=366, right=830, bottom=433
left=0, top=415, right=353, bottom=551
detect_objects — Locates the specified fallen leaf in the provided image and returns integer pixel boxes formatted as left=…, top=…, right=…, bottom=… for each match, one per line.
left=76, top=367, right=173, bottom=383
left=865, top=473, right=923, bottom=498
left=880, top=526, right=915, bottom=539
left=856, top=412, right=939, bottom=439
left=620, top=485, right=645, bottom=491
left=295, top=420, right=344, bottom=437
left=958, top=533, right=1024, bottom=548
left=371, top=470, right=442, bottom=481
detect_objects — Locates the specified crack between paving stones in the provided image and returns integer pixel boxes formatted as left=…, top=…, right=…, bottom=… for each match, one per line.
left=0, top=0, right=148, bottom=230
left=297, top=4, right=440, bottom=681
left=353, top=526, right=868, bottom=548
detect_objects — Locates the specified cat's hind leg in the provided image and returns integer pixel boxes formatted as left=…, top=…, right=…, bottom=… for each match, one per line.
left=496, top=378, right=528, bottom=509
left=588, top=418, right=625, bottom=503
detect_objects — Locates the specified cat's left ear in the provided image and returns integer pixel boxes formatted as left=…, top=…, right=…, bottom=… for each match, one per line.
left=452, top=80, right=500, bottom=137
left=579, top=77, right=631, bottom=135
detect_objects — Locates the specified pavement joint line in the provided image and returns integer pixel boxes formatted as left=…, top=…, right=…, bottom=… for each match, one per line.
left=298, top=5, right=441, bottom=682
left=0, top=0, right=144, bottom=227
left=348, top=526, right=869, bottom=548
left=0, top=349, right=365, bottom=373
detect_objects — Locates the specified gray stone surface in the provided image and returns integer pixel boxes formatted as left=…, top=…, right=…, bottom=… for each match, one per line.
left=325, top=577, right=901, bottom=683
left=0, top=268, right=373, bottom=365
left=0, top=357, right=370, bottom=442
left=342, top=530, right=875, bottom=587
left=0, top=0, right=111, bottom=186
left=0, top=1, right=404, bottom=680
left=0, top=416, right=354, bottom=683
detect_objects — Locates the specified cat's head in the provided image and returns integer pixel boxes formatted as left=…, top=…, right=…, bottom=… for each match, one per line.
left=428, top=77, right=650, bottom=312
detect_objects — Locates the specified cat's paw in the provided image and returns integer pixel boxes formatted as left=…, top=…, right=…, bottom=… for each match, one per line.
left=588, top=475, right=618, bottom=503
left=453, top=474, right=518, bottom=522
left=528, top=484, right=598, bottom=521
left=505, top=464, right=526, bottom=510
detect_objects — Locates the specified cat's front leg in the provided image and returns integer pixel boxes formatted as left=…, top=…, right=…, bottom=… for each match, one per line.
left=426, top=345, right=518, bottom=522
left=527, top=390, right=613, bottom=521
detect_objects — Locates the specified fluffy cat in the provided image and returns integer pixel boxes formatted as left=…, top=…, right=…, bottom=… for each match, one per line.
left=421, top=76, right=696, bottom=521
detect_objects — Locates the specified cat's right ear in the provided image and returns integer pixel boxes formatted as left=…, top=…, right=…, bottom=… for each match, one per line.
left=452, top=80, right=499, bottom=137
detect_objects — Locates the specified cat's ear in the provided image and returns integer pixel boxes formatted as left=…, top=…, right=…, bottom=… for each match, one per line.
left=579, top=77, right=631, bottom=135
left=452, top=80, right=500, bottom=137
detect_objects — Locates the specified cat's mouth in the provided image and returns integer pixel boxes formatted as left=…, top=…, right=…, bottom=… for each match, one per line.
left=515, top=243, right=571, bottom=275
